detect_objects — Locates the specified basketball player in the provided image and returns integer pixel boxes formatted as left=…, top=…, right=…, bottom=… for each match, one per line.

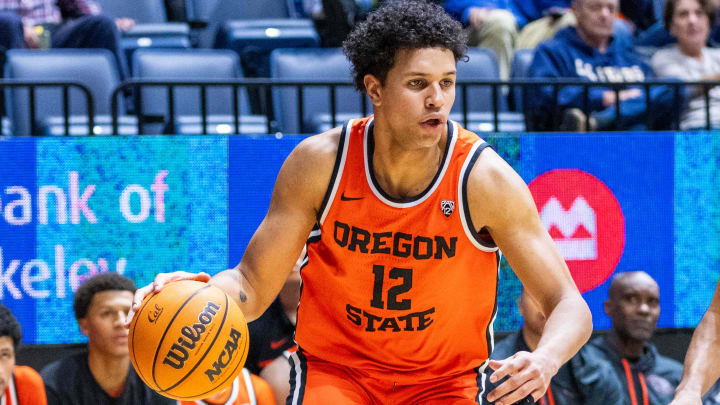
left=670, top=280, right=720, bottom=405
left=128, top=1, right=592, bottom=403
left=42, top=273, right=174, bottom=405
left=0, top=303, right=47, bottom=405
left=177, top=368, right=276, bottom=405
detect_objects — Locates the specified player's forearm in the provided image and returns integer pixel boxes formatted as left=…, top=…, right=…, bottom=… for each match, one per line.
left=533, top=294, right=592, bottom=372
left=676, top=310, right=720, bottom=397
left=209, top=268, right=265, bottom=322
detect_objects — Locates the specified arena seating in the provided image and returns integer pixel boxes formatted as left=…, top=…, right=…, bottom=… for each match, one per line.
left=197, top=0, right=299, bottom=48
left=4, top=49, right=137, bottom=136
left=509, top=49, right=535, bottom=112
left=214, top=19, right=320, bottom=79
left=270, top=47, right=370, bottom=134
left=452, top=47, right=525, bottom=132
left=96, top=0, right=191, bottom=66
left=132, top=48, right=267, bottom=134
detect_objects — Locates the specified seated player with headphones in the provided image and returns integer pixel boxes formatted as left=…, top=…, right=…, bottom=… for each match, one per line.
left=41, top=273, right=175, bottom=405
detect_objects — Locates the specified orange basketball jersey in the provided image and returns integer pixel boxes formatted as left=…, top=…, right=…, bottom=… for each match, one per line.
left=296, top=117, right=500, bottom=383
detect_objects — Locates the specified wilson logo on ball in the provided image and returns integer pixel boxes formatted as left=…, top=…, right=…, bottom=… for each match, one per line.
left=162, top=301, right=220, bottom=369
left=205, top=327, right=242, bottom=382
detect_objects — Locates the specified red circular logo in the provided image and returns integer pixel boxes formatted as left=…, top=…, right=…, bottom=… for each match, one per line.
left=528, top=169, right=625, bottom=293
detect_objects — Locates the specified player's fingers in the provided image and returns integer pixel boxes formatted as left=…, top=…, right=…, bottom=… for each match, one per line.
left=487, top=359, right=503, bottom=371
left=488, top=355, right=524, bottom=382
left=494, top=380, right=542, bottom=405
left=152, top=271, right=211, bottom=292
left=489, top=369, right=543, bottom=405
left=126, top=284, right=154, bottom=327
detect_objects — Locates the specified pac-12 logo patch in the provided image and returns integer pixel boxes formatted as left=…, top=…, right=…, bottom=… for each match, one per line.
left=528, top=169, right=625, bottom=293
left=441, top=200, right=455, bottom=217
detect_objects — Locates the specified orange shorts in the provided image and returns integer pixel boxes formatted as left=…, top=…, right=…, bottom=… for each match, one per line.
left=286, top=350, right=487, bottom=405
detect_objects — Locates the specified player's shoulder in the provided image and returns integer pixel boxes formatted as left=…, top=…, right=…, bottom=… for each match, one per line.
left=12, top=365, right=43, bottom=384
left=40, top=352, right=84, bottom=381
left=465, top=139, right=522, bottom=196
left=292, top=126, right=342, bottom=164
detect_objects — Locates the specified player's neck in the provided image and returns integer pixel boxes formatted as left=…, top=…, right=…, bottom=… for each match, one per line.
left=371, top=125, right=446, bottom=199
left=87, top=349, right=130, bottom=396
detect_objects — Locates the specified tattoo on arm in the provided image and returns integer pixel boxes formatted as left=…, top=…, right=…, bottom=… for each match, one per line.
left=228, top=269, right=248, bottom=303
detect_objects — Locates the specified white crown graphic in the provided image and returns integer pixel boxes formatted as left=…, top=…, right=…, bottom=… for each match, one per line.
left=540, top=196, right=597, bottom=260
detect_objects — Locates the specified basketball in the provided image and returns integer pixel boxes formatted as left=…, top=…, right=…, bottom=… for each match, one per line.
left=128, top=280, right=249, bottom=400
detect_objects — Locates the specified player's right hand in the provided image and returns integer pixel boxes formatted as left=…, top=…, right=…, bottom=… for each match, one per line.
left=125, top=271, right=211, bottom=327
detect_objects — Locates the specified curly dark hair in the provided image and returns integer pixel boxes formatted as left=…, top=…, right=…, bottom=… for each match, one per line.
left=73, top=273, right=136, bottom=320
left=0, top=304, right=22, bottom=349
left=343, top=0, right=468, bottom=92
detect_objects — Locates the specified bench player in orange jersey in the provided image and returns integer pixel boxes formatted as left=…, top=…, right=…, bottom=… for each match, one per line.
left=177, top=368, right=276, bottom=405
left=127, top=1, right=592, bottom=403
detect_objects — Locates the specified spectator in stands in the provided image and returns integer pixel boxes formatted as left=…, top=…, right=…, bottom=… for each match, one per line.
left=0, top=303, right=47, bottom=405
left=620, top=0, right=670, bottom=46
left=526, top=0, right=676, bottom=131
left=511, top=0, right=575, bottom=49
left=444, top=0, right=517, bottom=79
left=0, top=0, right=132, bottom=79
left=491, top=289, right=624, bottom=405
left=302, top=0, right=375, bottom=47
left=511, top=0, right=633, bottom=50
left=588, top=271, right=682, bottom=404
left=41, top=273, right=174, bottom=405
left=652, top=0, right=720, bottom=130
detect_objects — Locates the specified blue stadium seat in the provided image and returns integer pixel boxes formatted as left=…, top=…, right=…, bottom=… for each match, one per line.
left=510, top=48, right=535, bottom=112
left=132, top=49, right=267, bottom=134
left=196, top=0, right=299, bottom=47
left=270, top=48, right=370, bottom=134
left=96, top=0, right=190, bottom=65
left=453, top=47, right=507, bottom=114
left=3, top=49, right=137, bottom=136
left=215, top=19, right=320, bottom=78
left=452, top=48, right=525, bottom=132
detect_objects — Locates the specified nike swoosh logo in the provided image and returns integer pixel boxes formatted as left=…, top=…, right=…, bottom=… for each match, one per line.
left=270, top=338, right=288, bottom=350
left=340, top=193, right=363, bottom=201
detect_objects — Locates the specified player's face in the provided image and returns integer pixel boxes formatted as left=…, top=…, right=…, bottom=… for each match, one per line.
left=670, top=0, right=710, bottom=50
left=78, top=290, right=134, bottom=358
left=607, top=276, right=660, bottom=342
left=370, top=47, right=456, bottom=148
left=573, top=0, right=618, bottom=42
left=0, top=336, right=15, bottom=398
left=518, top=292, right=546, bottom=336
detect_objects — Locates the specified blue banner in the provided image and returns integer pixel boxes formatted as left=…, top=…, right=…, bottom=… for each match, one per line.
left=0, top=131, right=716, bottom=344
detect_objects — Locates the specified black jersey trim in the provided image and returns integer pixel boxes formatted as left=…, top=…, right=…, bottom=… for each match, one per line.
left=485, top=250, right=500, bottom=355
left=288, top=350, right=308, bottom=405
left=460, top=142, right=498, bottom=250
left=317, top=120, right=351, bottom=225
left=365, top=119, right=455, bottom=206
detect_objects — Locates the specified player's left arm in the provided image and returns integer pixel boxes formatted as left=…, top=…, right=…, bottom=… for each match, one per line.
left=466, top=147, right=592, bottom=405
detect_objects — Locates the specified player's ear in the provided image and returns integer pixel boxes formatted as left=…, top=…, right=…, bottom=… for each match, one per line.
left=78, top=318, right=88, bottom=336
left=603, top=299, right=613, bottom=316
left=364, top=74, right=382, bottom=106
